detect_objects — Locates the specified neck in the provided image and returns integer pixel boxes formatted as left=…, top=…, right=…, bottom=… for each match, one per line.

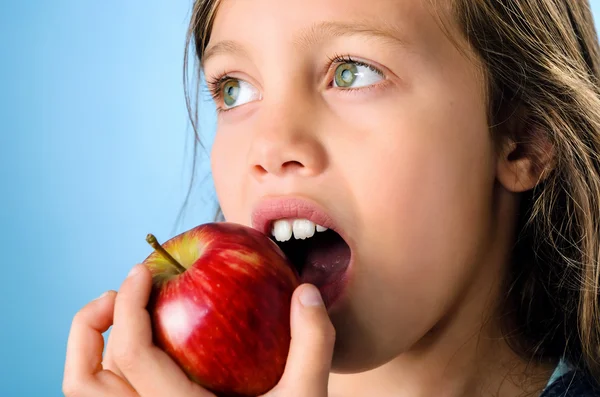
left=329, top=334, right=556, bottom=397
left=329, top=270, right=557, bottom=396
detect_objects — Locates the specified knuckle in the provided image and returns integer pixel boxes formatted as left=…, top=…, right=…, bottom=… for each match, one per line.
left=316, top=322, right=336, bottom=349
left=62, top=377, right=84, bottom=397
left=71, top=309, right=88, bottom=327
left=112, top=343, right=140, bottom=371
left=306, top=320, right=336, bottom=347
left=322, top=322, right=336, bottom=344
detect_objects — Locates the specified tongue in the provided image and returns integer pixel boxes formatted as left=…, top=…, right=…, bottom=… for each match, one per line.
left=277, top=230, right=351, bottom=287
left=298, top=231, right=351, bottom=293
left=276, top=230, right=351, bottom=307
left=303, top=231, right=350, bottom=273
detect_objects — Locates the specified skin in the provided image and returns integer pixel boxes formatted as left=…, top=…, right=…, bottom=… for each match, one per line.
left=207, top=0, right=554, bottom=395
left=63, top=0, right=556, bottom=396
left=63, top=266, right=335, bottom=397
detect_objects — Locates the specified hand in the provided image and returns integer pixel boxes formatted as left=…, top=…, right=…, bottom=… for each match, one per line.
left=63, top=265, right=213, bottom=396
left=63, top=264, right=336, bottom=397
left=261, top=282, right=336, bottom=397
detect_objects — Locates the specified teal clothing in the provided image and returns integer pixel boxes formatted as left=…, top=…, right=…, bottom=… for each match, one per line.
left=545, top=360, right=573, bottom=388
left=541, top=360, right=599, bottom=396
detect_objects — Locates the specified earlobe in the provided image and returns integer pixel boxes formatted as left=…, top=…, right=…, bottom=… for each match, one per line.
left=496, top=129, right=554, bottom=193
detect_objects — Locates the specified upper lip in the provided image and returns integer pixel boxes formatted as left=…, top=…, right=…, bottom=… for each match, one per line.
left=251, top=196, right=347, bottom=242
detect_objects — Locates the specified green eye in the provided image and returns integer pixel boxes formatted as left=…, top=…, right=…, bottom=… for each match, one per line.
left=334, top=63, right=359, bottom=88
left=332, top=61, right=384, bottom=89
left=223, top=80, right=240, bottom=107
left=214, top=78, right=261, bottom=111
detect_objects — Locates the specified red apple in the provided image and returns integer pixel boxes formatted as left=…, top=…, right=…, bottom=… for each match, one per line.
left=142, top=222, right=300, bottom=397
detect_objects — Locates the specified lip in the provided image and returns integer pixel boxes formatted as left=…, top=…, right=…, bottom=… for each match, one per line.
left=251, top=196, right=353, bottom=310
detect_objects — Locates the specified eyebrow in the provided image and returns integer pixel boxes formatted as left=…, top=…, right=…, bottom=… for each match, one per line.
left=202, top=20, right=412, bottom=67
left=202, top=40, right=248, bottom=68
left=295, top=20, right=411, bottom=51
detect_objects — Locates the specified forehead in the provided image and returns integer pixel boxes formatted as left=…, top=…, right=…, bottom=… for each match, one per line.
left=208, top=0, right=452, bottom=50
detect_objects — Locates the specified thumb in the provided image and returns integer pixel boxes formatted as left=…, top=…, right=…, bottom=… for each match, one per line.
left=277, top=283, right=336, bottom=395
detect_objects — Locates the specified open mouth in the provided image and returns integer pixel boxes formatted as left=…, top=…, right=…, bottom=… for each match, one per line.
left=268, top=219, right=351, bottom=306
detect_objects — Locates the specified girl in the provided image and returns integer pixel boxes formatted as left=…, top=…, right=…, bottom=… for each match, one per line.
left=63, top=0, right=600, bottom=396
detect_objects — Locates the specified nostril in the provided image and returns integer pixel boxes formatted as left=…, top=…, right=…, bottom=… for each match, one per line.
left=282, top=160, right=304, bottom=170
left=253, top=160, right=305, bottom=177
left=253, top=164, right=268, bottom=175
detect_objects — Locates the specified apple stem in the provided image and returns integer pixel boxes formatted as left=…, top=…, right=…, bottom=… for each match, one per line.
left=146, top=234, right=187, bottom=274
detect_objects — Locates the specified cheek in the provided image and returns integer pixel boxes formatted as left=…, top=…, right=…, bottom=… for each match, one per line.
left=384, top=111, right=491, bottom=252
left=210, top=128, right=248, bottom=222
left=339, top=92, right=496, bottom=338
left=357, top=124, right=494, bottom=284
left=345, top=91, right=494, bottom=236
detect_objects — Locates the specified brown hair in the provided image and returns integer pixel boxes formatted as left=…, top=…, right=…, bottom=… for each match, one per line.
left=181, top=0, right=600, bottom=385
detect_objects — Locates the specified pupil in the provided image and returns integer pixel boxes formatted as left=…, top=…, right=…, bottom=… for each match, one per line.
left=342, top=69, right=353, bottom=82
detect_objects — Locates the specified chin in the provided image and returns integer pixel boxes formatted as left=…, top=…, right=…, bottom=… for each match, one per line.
left=326, top=307, right=405, bottom=374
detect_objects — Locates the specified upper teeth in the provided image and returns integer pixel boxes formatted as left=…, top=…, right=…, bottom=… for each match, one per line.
left=271, top=218, right=328, bottom=242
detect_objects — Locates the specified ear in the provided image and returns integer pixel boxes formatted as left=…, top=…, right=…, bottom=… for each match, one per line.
left=496, top=112, right=555, bottom=193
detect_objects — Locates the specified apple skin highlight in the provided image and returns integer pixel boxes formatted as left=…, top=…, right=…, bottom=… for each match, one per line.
left=143, top=222, right=300, bottom=397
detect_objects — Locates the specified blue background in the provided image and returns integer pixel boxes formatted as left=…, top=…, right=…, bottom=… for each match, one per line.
left=1, top=2, right=599, bottom=396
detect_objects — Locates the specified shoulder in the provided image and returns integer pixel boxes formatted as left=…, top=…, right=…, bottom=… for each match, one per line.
left=541, top=370, right=600, bottom=397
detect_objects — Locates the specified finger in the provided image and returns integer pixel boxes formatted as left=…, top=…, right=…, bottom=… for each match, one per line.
left=103, top=330, right=127, bottom=381
left=276, top=284, right=336, bottom=396
left=111, top=264, right=214, bottom=397
left=63, top=291, right=117, bottom=394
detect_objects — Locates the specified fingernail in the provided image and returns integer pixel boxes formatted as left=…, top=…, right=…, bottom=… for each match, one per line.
left=299, top=284, right=324, bottom=307
left=128, top=264, right=142, bottom=278
left=93, top=291, right=109, bottom=301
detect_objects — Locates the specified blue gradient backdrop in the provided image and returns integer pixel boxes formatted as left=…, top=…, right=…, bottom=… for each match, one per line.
left=1, top=2, right=599, bottom=396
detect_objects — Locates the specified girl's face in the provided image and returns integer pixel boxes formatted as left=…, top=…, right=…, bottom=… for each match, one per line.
left=205, top=0, right=515, bottom=372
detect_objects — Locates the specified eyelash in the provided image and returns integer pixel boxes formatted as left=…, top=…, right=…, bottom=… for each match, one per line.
left=205, top=54, right=386, bottom=113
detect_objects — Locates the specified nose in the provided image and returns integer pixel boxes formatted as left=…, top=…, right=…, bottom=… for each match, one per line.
left=248, top=102, right=327, bottom=180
